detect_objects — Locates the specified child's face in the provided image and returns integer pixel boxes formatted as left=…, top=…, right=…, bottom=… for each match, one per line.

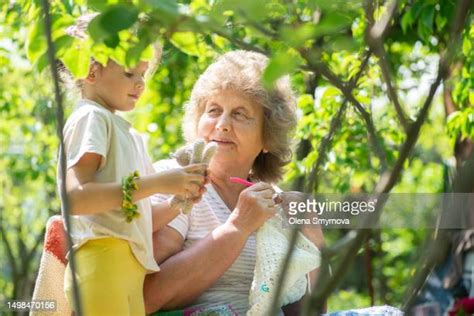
left=89, top=60, right=149, bottom=112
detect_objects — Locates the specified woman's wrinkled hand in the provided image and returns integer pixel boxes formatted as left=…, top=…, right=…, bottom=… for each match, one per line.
left=227, top=182, right=276, bottom=236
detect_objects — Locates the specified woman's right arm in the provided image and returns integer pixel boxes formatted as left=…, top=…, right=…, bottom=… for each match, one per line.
left=143, top=182, right=276, bottom=313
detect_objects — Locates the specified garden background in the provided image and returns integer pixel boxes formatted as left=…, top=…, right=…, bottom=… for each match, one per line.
left=0, top=0, right=473, bottom=314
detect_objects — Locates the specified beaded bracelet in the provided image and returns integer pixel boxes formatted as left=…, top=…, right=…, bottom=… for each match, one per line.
left=121, top=171, right=140, bottom=222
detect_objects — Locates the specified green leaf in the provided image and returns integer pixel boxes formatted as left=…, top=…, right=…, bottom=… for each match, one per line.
left=263, top=51, right=300, bottom=89
left=446, top=111, right=463, bottom=137
left=417, top=21, right=429, bottom=42
left=88, top=14, right=109, bottom=42
left=211, top=34, right=228, bottom=50
left=60, top=39, right=92, bottom=78
left=143, top=0, right=183, bottom=26
left=87, top=0, right=109, bottom=11
left=322, top=86, right=341, bottom=100
left=411, top=1, right=423, bottom=20
left=435, top=13, right=447, bottom=31
left=51, top=15, right=76, bottom=40
left=26, top=19, right=46, bottom=64
left=421, top=6, right=435, bottom=29
left=36, top=53, right=49, bottom=73
left=125, top=40, right=152, bottom=68
left=327, top=35, right=359, bottom=52
left=170, top=32, right=201, bottom=56
left=313, top=12, right=352, bottom=37
left=462, top=37, right=472, bottom=56
left=104, top=34, right=120, bottom=48
left=219, top=0, right=268, bottom=21
left=144, top=0, right=179, bottom=17
left=298, top=94, right=315, bottom=114
left=280, top=24, right=316, bottom=47
left=400, top=12, right=413, bottom=34
left=100, top=5, right=139, bottom=35
left=54, top=35, right=74, bottom=56
left=90, top=43, right=110, bottom=65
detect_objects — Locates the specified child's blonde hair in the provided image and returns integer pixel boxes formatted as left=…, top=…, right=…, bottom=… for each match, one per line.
left=58, top=13, right=162, bottom=93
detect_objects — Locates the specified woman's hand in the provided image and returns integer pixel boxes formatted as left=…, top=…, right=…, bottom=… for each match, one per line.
left=227, top=182, right=276, bottom=236
left=154, top=163, right=208, bottom=198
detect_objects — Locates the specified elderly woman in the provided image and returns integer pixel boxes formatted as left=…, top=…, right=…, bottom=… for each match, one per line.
left=145, top=50, right=324, bottom=315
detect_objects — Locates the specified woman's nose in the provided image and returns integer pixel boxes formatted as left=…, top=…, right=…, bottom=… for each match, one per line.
left=216, top=113, right=231, bottom=131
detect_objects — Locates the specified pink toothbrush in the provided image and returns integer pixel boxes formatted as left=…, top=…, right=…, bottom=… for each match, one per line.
left=230, top=177, right=282, bottom=203
left=229, top=177, right=254, bottom=187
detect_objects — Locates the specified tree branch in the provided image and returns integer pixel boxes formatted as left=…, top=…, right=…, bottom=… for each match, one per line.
left=306, top=51, right=372, bottom=193
left=401, top=230, right=451, bottom=311
left=40, top=0, right=82, bottom=314
left=304, top=0, right=470, bottom=310
left=443, top=68, right=457, bottom=116
left=369, top=0, right=399, bottom=40
left=0, top=213, right=18, bottom=285
left=303, top=55, right=389, bottom=171
left=372, top=42, right=411, bottom=131
left=367, top=0, right=411, bottom=133
left=23, top=225, right=47, bottom=275
left=202, top=22, right=269, bottom=55
left=238, top=10, right=279, bottom=39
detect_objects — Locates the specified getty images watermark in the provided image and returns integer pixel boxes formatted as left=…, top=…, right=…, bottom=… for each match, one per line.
left=287, top=198, right=377, bottom=226
left=282, top=193, right=474, bottom=229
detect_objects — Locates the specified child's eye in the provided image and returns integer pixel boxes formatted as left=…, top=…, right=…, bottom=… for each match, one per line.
left=124, top=72, right=134, bottom=78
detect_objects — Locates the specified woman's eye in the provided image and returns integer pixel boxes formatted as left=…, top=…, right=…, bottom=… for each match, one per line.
left=234, top=111, right=248, bottom=119
left=124, top=72, right=134, bottom=78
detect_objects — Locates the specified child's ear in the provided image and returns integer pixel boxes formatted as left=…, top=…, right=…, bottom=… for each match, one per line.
left=84, top=63, right=100, bottom=84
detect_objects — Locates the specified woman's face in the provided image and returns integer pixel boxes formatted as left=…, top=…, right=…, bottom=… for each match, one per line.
left=197, top=89, right=265, bottom=173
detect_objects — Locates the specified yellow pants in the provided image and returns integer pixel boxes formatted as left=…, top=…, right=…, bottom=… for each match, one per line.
left=64, top=238, right=146, bottom=316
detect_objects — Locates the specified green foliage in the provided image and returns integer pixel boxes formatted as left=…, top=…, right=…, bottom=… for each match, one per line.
left=1, top=0, right=472, bottom=311
left=0, top=4, right=60, bottom=301
left=328, top=289, right=371, bottom=310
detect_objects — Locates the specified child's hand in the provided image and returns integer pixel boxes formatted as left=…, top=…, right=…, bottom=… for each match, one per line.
left=170, top=139, right=216, bottom=213
left=158, top=163, right=207, bottom=197
left=182, top=163, right=209, bottom=201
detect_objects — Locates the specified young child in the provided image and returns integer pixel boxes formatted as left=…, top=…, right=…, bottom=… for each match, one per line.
left=58, top=16, right=207, bottom=315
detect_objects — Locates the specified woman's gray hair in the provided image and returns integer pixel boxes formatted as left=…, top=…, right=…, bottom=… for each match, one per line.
left=182, top=50, right=297, bottom=183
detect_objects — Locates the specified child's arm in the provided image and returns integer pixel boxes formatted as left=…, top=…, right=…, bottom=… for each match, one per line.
left=66, top=152, right=207, bottom=215
left=150, top=201, right=180, bottom=232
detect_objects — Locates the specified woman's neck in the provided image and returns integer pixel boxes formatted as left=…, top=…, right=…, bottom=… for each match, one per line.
left=210, top=166, right=250, bottom=211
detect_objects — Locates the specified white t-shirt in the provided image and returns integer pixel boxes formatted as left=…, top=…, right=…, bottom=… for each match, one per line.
left=152, top=159, right=256, bottom=315
left=58, top=99, right=159, bottom=273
